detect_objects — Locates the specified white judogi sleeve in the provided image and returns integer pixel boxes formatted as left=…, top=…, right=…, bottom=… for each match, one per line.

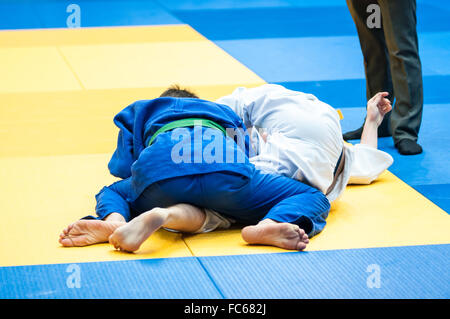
left=347, top=143, right=394, bottom=184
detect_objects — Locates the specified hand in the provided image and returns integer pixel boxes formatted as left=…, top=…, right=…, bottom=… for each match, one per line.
left=366, top=92, right=392, bottom=126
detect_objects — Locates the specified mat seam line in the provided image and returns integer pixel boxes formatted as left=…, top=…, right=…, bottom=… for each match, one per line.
left=182, top=236, right=226, bottom=299
left=196, top=257, right=227, bottom=299
left=56, top=46, right=86, bottom=90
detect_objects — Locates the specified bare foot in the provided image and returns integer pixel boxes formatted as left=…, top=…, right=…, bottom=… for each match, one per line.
left=108, top=208, right=167, bottom=253
left=59, top=220, right=125, bottom=247
left=241, top=220, right=309, bottom=251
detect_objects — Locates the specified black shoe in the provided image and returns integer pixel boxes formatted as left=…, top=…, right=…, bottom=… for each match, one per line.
left=395, top=139, right=423, bottom=155
left=343, top=124, right=392, bottom=141
left=343, top=126, right=363, bottom=141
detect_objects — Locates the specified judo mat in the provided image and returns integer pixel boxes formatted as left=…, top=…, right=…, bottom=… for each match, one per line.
left=1, top=0, right=449, bottom=299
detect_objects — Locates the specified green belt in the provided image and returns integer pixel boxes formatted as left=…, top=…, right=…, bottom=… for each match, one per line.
left=148, top=118, right=227, bottom=146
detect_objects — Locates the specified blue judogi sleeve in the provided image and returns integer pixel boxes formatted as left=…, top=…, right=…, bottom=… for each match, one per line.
left=94, top=178, right=133, bottom=221
left=107, top=102, right=142, bottom=179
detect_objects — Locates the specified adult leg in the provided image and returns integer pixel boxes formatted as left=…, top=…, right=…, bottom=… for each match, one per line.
left=344, top=0, right=394, bottom=140
left=378, top=0, right=423, bottom=154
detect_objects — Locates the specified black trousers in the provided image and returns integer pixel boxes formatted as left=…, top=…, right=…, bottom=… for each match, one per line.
left=347, top=0, right=423, bottom=144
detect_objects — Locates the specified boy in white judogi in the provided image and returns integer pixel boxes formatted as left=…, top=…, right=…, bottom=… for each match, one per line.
left=216, top=84, right=394, bottom=203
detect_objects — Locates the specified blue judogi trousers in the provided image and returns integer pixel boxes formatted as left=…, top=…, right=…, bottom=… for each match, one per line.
left=112, top=170, right=331, bottom=237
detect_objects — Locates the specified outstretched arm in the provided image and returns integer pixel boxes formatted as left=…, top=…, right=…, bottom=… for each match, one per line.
left=348, top=92, right=394, bottom=185
left=360, top=92, right=392, bottom=148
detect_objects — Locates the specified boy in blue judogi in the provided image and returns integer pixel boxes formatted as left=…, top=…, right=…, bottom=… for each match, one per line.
left=59, top=86, right=330, bottom=252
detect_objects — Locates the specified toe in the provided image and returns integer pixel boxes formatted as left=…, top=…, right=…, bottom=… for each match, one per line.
left=64, top=224, right=74, bottom=234
left=59, top=236, right=75, bottom=247
left=295, top=227, right=307, bottom=241
left=295, top=227, right=309, bottom=245
left=109, top=234, right=120, bottom=250
left=296, top=241, right=307, bottom=251
left=302, top=233, right=309, bottom=242
left=297, top=228, right=305, bottom=237
left=120, top=247, right=131, bottom=253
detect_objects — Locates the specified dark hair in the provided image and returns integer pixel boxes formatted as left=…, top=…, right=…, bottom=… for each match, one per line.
left=159, top=85, right=199, bottom=98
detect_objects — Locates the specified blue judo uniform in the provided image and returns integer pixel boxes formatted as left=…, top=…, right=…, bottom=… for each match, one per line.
left=92, top=97, right=330, bottom=237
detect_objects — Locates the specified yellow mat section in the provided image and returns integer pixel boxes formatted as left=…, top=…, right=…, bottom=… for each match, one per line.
left=0, top=24, right=263, bottom=93
left=0, top=24, right=265, bottom=158
left=0, top=85, right=259, bottom=158
left=0, top=25, right=206, bottom=48
left=0, top=154, right=193, bottom=267
left=0, top=47, right=82, bottom=93
left=1, top=154, right=449, bottom=266
left=59, top=41, right=263, bottom=90
left=1, top=25, right=448, bottom=267
left=0, top=25, right=265, bottom=266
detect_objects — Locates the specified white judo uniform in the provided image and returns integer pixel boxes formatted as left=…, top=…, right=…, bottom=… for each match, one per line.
left=216, top=84, right=394, bottom=202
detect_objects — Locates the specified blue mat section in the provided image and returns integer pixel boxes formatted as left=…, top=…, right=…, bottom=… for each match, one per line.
left=213, top=32, right=450, bottom=84
left=171, top=2, right=450, bottom=40
left=340, top=103, right=450, bottom=213
left=414, top=184, right=450, bottom=213
left=3, top=245, right=448, bottom=298
left=275, top=75, right=450, bottom=109
left=216, top=36, right=364, bottom=82
left=2, top=0, right=448, bottom=32
left=199, top=245, right=450, bottom=298
left=0, top=1, right=42, bottom=29
left=377, top=104, right=450, bottom=188
left=0, top=0, right=181, bottom=30
left=0, top=257, right=222, bottom=299
left=172, top=6, right=357, bottom=40
left=160, top=0, right=347, bottom=11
